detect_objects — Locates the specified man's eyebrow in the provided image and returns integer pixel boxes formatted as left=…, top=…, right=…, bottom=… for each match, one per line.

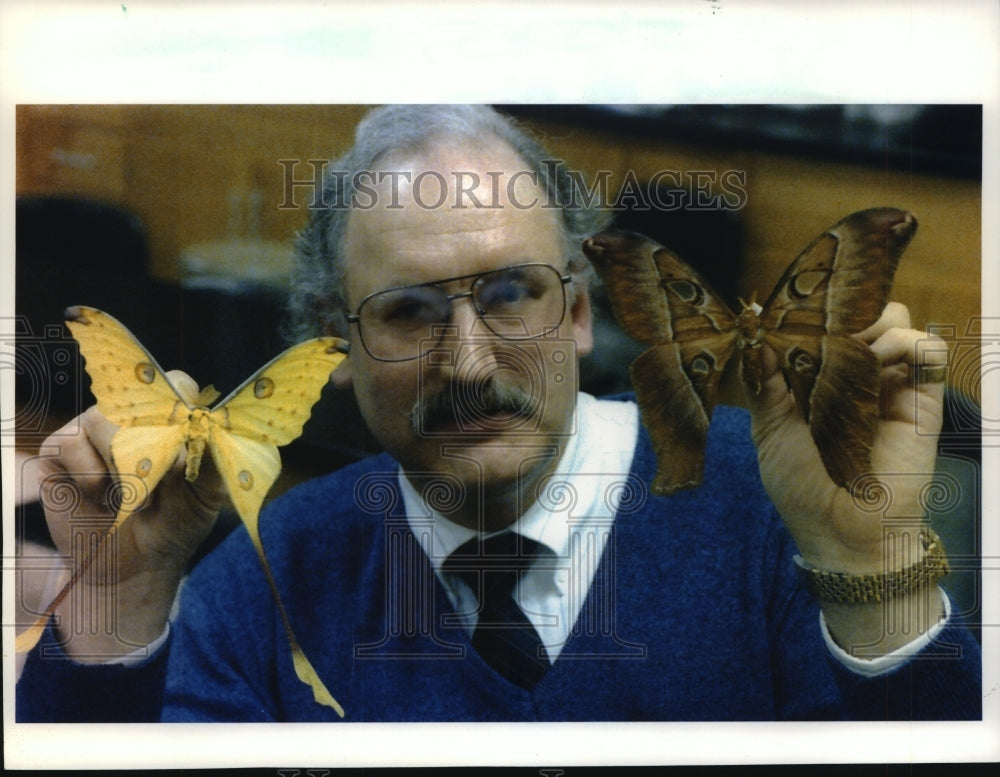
left=373, top=263, right=532, bottom=293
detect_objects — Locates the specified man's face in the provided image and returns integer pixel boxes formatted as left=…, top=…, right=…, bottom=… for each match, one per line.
left=336, top=140, right=593, bottom=530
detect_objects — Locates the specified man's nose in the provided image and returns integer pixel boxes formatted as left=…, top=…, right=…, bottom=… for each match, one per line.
left=448, top=294, right=486, bottom=335
left=443, top=297, right=501, bottom=379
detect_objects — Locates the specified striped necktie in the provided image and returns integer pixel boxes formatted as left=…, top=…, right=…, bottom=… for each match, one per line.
left=444, top=531, right=550, bottom=688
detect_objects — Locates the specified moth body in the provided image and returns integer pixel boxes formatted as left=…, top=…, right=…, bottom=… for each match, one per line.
left=735, top=305, right=762, bottom=348
left=183, top=408, right=212, bottom=481
left=735, top=304, right=766, bottom=393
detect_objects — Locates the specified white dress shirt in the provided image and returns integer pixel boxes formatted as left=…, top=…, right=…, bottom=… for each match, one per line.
left=400, top=392, right=640, bottom=661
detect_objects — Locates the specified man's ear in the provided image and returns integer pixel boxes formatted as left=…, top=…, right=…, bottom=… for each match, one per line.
left=324, top=318, right=355, bottom=388
left=329, top=352, right=354, bottom=389
left=570, top=287, right=594, bottom=357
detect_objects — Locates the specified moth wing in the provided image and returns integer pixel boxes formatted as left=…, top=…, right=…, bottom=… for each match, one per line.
left=211, top=337, right=347, bottom=448
left=206, top=426, right=282, bottom=528
left=108, top=423, right=190, bottom=526
left=583, top=231, right=738, bottom=345
left=806, top=336, right=882, bottom=490
left=207, top=423, right=346, bottom=716
left=631, top=333, right=739, bottom=495
left=584, top=231, right=741, bottom=495
left=759, top=208, right=916, bottom=335
left=764, top=329, right=882, bottom=489
left=758, top=208, right=915, bottom=490
left=64, top=305, right=189, bottom=427
left=207, top=338, right=348, bottom=715
left=583, top=231, right=678, bottom=345
left=19, top=310, right=190, bottom=654
left=649, top=243, right=739, bottom=342
left=757, top=330, right=824, bottom=419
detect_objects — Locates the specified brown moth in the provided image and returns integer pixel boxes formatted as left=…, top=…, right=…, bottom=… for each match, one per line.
left=582, top=207, right=917, bottom=496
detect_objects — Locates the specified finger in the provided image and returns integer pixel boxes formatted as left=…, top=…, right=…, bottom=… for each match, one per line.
left=77, top=405, right=118, bottom=469
left=869, top=326, right=948, bottom=368
left=37, top=407, right=118, bottom=498
left=868, top=326, right=949, bottom=392
left=165, top=369, right=201, bottom=406
left=183, top=448, right=228, bottom=515
left=855, top=301, right=911, bottom=344
left=38, top=409, right=119, bottom=550
left=742, top=343, right=796, bottom=421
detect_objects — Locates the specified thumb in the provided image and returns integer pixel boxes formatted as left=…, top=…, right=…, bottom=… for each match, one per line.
left=166, top=370, right=202, bottom=406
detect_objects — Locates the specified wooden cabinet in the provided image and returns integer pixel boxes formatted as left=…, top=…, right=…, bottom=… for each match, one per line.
left=17, top=105, right=127, bottom=202
left=16, top=105, right=982, bottom=401
left=16, top=105, right=368, bottom=280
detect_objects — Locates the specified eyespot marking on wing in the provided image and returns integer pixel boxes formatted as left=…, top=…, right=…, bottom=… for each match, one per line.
left=135, top=362, right=157, bottom=384
left=665, top=279, right=706, bottom=306
left=253, top=377, right=275, bottom=399
left=788, top=269, right=830, bottom=299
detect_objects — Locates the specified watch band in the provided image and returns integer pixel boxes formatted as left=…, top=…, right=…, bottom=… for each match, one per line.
left=795, top=528, right=950, bottom=604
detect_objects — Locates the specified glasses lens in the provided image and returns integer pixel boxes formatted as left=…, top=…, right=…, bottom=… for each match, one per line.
left=474, top=265, right=566, bottom=338
left=354, top=264, right=568, bottom=361
left=359, top=284, right=450, bottom=360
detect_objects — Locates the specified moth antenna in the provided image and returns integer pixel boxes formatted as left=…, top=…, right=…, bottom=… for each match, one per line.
left=737, top=290, right=761, bottom=313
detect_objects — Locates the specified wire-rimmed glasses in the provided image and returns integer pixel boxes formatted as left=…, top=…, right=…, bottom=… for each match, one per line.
left=345, top=263, right=572, bottom=362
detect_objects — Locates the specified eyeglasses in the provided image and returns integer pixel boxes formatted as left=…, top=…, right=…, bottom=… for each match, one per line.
left=346, top=263, right=572, bottom=362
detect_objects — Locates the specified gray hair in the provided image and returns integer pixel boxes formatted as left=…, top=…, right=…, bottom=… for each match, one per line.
left=286, top=104, right=612, bottom=342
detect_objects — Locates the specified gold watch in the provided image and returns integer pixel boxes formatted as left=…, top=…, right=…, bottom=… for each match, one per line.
left=795, top=528, right=950, bottom=604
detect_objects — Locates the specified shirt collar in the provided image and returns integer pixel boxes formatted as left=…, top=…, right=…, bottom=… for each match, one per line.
left=400, top=392, right=639, bottom=572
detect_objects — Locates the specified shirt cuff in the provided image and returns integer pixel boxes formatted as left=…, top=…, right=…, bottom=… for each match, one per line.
left=820, top=586, right=951, bottom=677
left=105, top=575, right=185, bottom=666
left=104, top=622, right=171, bottom=667
left=70, top=573, right=182, bottom=667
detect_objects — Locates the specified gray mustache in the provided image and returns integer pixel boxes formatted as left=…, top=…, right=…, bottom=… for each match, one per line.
left=409, top=378, right=537, bottom=432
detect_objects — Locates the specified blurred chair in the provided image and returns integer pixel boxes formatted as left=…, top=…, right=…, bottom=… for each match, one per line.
left=14, top=195, right=183, bottom=430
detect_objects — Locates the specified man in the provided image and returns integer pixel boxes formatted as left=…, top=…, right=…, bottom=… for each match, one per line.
left=17, top=105, right=980, bottom=721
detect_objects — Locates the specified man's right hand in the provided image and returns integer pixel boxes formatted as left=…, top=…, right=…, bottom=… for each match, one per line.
left=31, top=371, right=225, bottom=662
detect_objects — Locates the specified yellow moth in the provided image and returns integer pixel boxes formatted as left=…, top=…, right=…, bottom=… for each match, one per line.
left=17, top=305, right=349, bottom=717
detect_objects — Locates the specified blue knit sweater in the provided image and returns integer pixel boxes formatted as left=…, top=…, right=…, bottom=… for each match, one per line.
left=17, top=404, right=981, bottom=721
